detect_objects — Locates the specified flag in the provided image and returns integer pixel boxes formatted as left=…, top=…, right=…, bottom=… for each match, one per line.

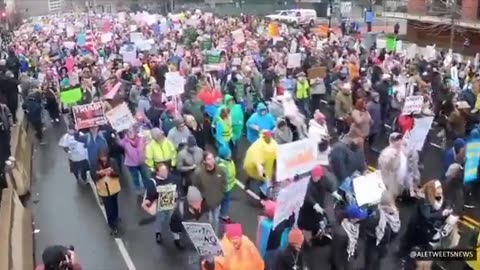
left=84, top=30, right=97, bottom=55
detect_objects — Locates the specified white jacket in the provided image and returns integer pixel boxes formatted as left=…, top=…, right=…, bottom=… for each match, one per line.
left=308, top=119, right=329, bottom=143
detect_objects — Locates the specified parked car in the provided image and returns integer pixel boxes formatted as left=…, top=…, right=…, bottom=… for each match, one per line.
left=265, top=9, right=317, bottom=27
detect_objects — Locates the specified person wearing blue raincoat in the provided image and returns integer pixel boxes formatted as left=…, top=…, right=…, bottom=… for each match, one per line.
left=246, top=103, right=275, bottom=143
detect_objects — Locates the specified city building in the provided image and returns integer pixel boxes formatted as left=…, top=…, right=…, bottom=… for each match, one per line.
left=383, top=0, right=480, bottom=53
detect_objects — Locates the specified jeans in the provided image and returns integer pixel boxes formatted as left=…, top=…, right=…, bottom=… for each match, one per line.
left=220, top=191, right=232, bottom=218
left=265, top=249, right=281, bottom=270
left=208, top=205, right=221, bottom=235
left=101, top=194, right=119, bottom=229
left=127, top=165, right=148, bottom=193
left=155, top=210, right=173, bottom=233
left=45, top=96, right=59, bottom=120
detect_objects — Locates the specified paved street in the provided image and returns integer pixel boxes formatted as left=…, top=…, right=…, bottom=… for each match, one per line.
left=30, top=100, right=479, bottom=269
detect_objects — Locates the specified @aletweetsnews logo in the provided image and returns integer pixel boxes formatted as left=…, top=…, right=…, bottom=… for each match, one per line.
left=410, top=250, right=477, bottom=261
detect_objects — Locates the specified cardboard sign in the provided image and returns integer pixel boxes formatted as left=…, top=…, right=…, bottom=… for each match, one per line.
left=165, top=72, right=185, bottom=97
left=182, top=222, right=224, bottom=256
left=72, top=102, right=107, bottom=130
left=273, top=177, right=309, bottom=228
left=60, top=86, right=83, bottom=104
left=276, top=139, right=318, bottom=181
left=353, top=171, right=385, bottom=206
left=106, top=103, right=136, bottom=131
left=287, top=53, right=301, bottom=68
left=402, top=95, right=424, bottom=115
left=156, top=184, right=177, bottom=211
left=307, top=66, right=327, bottom=79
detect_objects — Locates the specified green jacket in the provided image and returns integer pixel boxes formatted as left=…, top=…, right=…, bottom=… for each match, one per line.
left=216, top=95, right=244, bottom=142
left=216, top=157, right=237, bottom=192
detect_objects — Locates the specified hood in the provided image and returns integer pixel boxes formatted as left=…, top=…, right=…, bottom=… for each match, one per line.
left=256, top=102, right=267, bottom=113
left=223, top=94, right=234, bottom=105
left=470, top=128, right=480, bottom=139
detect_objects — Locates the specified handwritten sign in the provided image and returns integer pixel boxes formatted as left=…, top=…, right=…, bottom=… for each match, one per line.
left=273, top=177, right=309, bottom=228
left=182, top=222, right=224, bottom=256
left=165, top=72, right=185, bottom=97
left=287, top=53, right=301, bottom=68
left=157, top=184, right=177, bottom=210
left=352, top=171, right=385, bottom=206
left=402, top=95, right=424, bottom=115
left=106, top=103, right=135, bottom=131
left=276, top=139, right=318, bottom=181
left=72, top=102, right=107, bottom=130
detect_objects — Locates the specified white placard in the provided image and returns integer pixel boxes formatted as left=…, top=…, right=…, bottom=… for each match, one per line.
left=232, top=29, right=245, bottom=44
left=66, top=26, right=74, bottom=38
left=376, top=38, right=386, bottom=49
left=287, top=53, right=301, bottom=68
left=101, top=33, right=112, bottom=43
left=182, top=222, right=224, bottom=256
left=63, top=41, right=75, bottom=49
left=340, top=2, right=352, bottom=15
left=276, top=139, right=319, bottom=181
left=165, top=72, right=185, bottom=97
left=273, top=177, right=309, bottom=228
left=203, top=63, right=225, bottom=72
left=232, top=57, right=241, bottom=66
left=406, top=44, right=417, bottom=59
left=130, top=32, right=144, bottom=43
left=405, top=116, right=434, bottom=151
left=402, top=95, right=424, bottom=115
left=290, top=40, right=298, bottom=53
left=352, top=171, right=386, bottom=206
left=105, top=103, right=136, bottom=131
left=118, top=12, right=126, bottom=23
left=423, top=45, right=436, bottom=61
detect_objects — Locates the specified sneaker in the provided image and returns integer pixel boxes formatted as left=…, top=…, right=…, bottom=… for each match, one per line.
left=221, top=217, right=233, bottom=223
left=174, top=239, right=185, bottom=250
left=464, top=204, right=475, bottom=209
left=155, top=233, right=163, bottom=244
left=111, top=228, right=118, bottom=236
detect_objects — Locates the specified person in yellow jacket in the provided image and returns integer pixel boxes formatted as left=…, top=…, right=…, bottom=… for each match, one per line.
left=295, top=72, right=311, bottom=116
left=145, top=128, right=177, bottom=171
left=243, top=130, right=278, bottom=198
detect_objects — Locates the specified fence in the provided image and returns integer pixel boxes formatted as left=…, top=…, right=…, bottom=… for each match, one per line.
left=0, top=114, right=34, bottom=270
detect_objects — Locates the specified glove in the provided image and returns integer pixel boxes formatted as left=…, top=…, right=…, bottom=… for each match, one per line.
left=331, top=191, right=343, bottom=201
left=313, top=203, right=324, bottom=214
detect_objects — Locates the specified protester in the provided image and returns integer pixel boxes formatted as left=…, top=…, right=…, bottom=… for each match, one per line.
left=58, top=125, right=89, bottom=184
left=145, top=128, right=177, bottom=170
left=220, top=223, right=265, bottom=270
left=246, top=103, right=276, bottom=143
left=216, top=146, right=237, bottom=222
left=273, top=228, right=307, bottom=270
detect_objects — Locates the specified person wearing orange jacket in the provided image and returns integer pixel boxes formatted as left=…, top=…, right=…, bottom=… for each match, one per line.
left=220, top=223, right=265, bottom=270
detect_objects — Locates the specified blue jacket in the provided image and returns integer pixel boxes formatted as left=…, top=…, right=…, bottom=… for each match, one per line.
left=442, top=148, right=455, bottom=178
left=75, top=132, right=108, bottom=169
left=246, top=103, right=275, bottom=143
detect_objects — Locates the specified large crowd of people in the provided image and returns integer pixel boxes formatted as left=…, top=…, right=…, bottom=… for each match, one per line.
left=0, top=9, right=479, bottom=270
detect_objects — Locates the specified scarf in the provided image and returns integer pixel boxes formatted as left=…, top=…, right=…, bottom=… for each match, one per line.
left=375, top=206, right=401, bottom=245
left=341, top=219, right=359, bottom=261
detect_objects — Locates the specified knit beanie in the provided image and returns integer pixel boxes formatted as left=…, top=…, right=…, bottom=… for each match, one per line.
left=288, top=228, right=304, bottom=246
left=186, top=186, right=203, bottom=204
left=453, top=138, right=466, bottom=154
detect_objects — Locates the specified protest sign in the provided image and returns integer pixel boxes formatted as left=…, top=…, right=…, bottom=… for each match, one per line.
left=232, top=29, right=245, bottom=44
left=276, top=139, right=318, bottom=181
left=156, top=184, right=177, bottom=210
left=307, top=66, right=326, bottom=79
left=105, top=82, right=121, bottom=100
left=130, top=32, right=144, bottom=43
left=66, top=26, right=74, bottom=37
left=60, top=86, right=82, bottom=104
left=206, top=51, right=222, bottom=64
left=106, top=103, right=135, bottom=131
left=203, top=63, right=225, bottom=72
left=386, top=36, right=396, bottom=52
left=404, top=116, right=434, bottom=151
left=376, top=38, right=386, bottom=49
left=406, top=44, right=417, bottom=59
left=232, top=57, right=241, bottom=66
left=273, top=177, right=309, bottom=228
left=402, top=95, right=424, bottom=115
left=287, top=53, right=301, bottom=68
left=72, top=102, right=107, bottom=130
left=353, top=171, right=385, bottom=206
left=423, top=45, right=436, bottom=61
left=464, top=138, right=480, bottom=183
left=121, top=44, right=137, bottom=64
left=165, top=72, right=185, bottom=97
left=101, top=33, right=112, bottom=43
left=182, top=222, right=224, bottom=256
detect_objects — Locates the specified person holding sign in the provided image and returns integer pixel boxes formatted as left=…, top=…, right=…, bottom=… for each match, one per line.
left=220, top=223, right=265, bottom=270
left=143, top=163, right=179, bottom=244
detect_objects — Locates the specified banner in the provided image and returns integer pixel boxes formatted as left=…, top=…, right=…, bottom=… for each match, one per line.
left=72, top=102, right=107, bottom=130
left=464, top=138, right=480, bottom=183
left=273, top=177, right=309, bottom=228
left=182, top=222, right=224, bottom=256
left=402, top=96, right=424, bottom=115
left=165, top=72, right=185, bottom=97
left=156, top=184, right=177, bottom=210
left=105, top=103, right=135, bottom=131
left=404, top=116, right=434, bottom=151
left=276, top=139, right=318, bottom=181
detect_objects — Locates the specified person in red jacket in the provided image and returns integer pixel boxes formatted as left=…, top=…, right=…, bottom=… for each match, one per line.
left=397, top=113, right=414, bottom=134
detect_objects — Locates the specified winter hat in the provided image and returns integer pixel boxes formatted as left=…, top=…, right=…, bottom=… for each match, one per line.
left=150, top=128, right=164, bottom=140
left=311, top=166, right=325, bottom=179
left=263, top=200, right=276, bottom=219
left=288, top=228, right=305, bottom=246
left=218, top=145, right=231, bottom=159
left=388, top=132, right=403, bottom=144
left=165, top=101, right=175, bottom=112
left=225, top=223, right=243, bottom=239
left=380, top=191, right=395, bottom=206
left=174, top=117, right=185, bottom=126
left=345, top=204, right=368, bottom=220
left=187, top=135, right=197, bottom=147
left=453, top=138, right=466, bottom=154
left=262, top=130, right=273, bottom=138
left=313, top=110, right=325, bottom=121
left=186, top=186, right=203, bottom=204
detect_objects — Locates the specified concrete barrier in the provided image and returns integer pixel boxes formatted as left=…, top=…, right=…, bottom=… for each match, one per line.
left=0, top=113, right=34, bottom=270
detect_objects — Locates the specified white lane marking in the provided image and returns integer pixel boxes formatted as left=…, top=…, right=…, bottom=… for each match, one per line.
left=235, top=180, right=261, bottom=201
left=88, top=182, right=136, bottom=270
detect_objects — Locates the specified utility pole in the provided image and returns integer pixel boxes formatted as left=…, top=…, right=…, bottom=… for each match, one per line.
left=448, top=0, right=456, bottom=50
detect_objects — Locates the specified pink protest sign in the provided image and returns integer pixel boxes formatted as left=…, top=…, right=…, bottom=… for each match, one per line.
left=104, top=82, right=121, bottom=100
left=65, top=57, right=74, bottom=73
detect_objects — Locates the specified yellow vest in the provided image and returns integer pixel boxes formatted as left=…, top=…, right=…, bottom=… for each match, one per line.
left=218, top=117, right=233, bottom=142
left=296, top=81, right=309, bottom=99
